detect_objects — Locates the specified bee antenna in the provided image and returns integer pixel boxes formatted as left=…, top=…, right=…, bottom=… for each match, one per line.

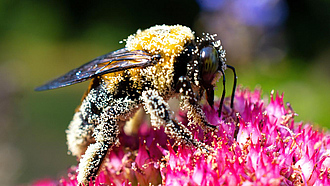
left=226, top=65, right=237, bottom=109
left=218, top=69, right=226, bottom=118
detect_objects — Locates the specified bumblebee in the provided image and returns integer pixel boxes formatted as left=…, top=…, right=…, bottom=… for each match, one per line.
left=36, top=25, right=237, bottom=185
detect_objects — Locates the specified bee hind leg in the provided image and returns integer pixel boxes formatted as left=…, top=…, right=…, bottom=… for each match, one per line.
left=77, top=117, right=119, bottom=185
left=66, top=110, right=95, bottom=159
left=141, top=89, right=212, bottom=153
left=75, top=87, right=138, bottom=185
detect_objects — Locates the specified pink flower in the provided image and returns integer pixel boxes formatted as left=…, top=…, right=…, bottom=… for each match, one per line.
left=32, top=178, right=57, bottom=186
left=32, top=87, right=330, bottom=185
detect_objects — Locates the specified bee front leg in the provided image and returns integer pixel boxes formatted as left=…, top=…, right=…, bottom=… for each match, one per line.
left=141, top=89, right=211, bottom=153
left=177, top=76, right=217, bottom=132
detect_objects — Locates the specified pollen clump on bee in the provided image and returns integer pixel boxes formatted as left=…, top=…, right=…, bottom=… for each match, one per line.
left=125, top=25, right=194, bottom=58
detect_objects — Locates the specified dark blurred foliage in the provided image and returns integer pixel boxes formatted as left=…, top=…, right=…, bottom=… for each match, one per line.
left=0, top=0, right=329, bottom=185
left=0, top=0, right=199, bottom=42
left=286, top=0, right=330, bottom=60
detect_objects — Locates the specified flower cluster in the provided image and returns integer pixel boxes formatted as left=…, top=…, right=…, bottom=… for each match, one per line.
left=33, top=87, right=330, bottom=186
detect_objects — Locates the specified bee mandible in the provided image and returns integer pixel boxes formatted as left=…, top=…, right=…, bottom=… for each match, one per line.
left=36, top=25, right=237, bottom=185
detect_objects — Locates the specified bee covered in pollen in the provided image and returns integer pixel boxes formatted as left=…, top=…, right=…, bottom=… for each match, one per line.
left=35, top=25, right=237, bottom=185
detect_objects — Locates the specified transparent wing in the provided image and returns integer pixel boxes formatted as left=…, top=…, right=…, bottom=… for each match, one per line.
left=35, top=48, right=159, bottom=91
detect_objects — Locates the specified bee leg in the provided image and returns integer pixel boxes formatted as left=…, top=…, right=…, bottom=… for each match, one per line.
left=141, top=89, right=212, bottom=153
left=77, top=116, right=119, bottom=185
left=74, top=86, right=138, bottom=185
left=66, top=110, right=95, bottom=159
left=176, top=76, right=217, bottom=132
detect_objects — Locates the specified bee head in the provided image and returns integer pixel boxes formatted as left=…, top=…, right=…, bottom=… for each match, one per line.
left=197, top=34, right=227, bottom=108
left=200, top=46, right=219, bottom=82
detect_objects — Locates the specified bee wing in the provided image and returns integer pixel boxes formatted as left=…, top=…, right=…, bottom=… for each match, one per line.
left=35, top=48, right=159, bottom=91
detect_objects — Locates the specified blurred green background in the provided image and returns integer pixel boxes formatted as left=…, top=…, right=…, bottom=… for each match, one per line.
left=0, top=0, right=329, bottom=185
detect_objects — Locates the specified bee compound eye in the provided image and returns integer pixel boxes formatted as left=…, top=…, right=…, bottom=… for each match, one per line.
left=200, top=46, right=219, bottom=74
